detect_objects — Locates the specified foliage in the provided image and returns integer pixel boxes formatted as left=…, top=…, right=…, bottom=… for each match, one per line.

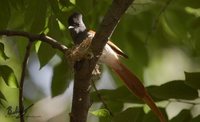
left=0, top=0, right=200, bottom=122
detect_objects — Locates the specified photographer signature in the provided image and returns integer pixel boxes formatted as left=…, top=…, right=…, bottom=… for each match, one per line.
left=6, top=104, right=34, bottom=118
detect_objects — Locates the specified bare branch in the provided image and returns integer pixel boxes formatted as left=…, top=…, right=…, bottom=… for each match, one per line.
left=19, top=40, right=33, bottom=122
left=0, top=30, right=68, bottom=53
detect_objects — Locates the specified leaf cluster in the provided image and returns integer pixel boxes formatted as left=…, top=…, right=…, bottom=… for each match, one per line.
left=0, top=0, right=200, bottom=121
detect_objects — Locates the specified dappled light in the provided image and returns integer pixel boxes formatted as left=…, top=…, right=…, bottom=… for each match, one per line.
left=1, top=0, right=200, bottom=122
left=144, top=47, right=200, bottom=86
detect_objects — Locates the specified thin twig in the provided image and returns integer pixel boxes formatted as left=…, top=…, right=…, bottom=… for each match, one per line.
left=0, top=30, right=70, bottom=122
left=144, top=0, right=173, bottom=45
left=0, top=30, right=68, bottom=53
left=0, top=30, right=70, bottom=121
left=19, top=40, right=33, bottom=122
left=91, top=80, right=113, bottom=116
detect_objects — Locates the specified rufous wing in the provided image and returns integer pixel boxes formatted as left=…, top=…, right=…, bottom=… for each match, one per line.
left=88, top=30, right=128, bottom=59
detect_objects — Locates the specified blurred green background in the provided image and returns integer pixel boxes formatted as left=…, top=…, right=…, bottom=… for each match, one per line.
left=0, top=0, right=200, bottom=122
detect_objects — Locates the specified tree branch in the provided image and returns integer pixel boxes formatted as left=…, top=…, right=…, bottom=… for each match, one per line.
left=0, top=30, right=69, bottom=122
left=70, top=0, right=134, bottom=122
left=19, top=40, right=33, bottom=122
left=91, top=0, right=134, bottom=55
left=0, top=30, right=68, bottom=53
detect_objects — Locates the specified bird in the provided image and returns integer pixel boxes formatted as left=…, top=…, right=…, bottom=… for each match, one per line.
left=68, top=12, right=166, bottom=122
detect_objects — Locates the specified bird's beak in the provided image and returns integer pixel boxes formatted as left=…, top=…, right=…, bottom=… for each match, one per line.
left=68, top=26, right=74, bottom=29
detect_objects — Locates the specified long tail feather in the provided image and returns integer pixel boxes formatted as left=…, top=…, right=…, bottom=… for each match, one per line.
left=110, top=60, right=166, bottom=122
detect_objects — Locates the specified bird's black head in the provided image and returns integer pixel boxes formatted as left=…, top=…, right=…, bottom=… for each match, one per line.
left=68, top=12, right=84, bottom=28
left=68, top=12, right=87, bottom=44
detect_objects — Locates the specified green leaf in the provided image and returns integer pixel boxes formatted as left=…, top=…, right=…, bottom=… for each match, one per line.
left=48, top=0, right=69, bottom=33
left=24, top=0, right=48, bottom=33
left=0, top=91, right=6, bottom=107
left=59, top=0, right=71, bottom=7
left=99, top=101, right=123, bottom=122
left=76, top=0, right=100, bottom=16
left=0, top=42, right=9, bottom=60
left=0, top=0, right=10, bottom=29
left=105, top=101, right=124, bottom=114
left=148, top=80, right=198, bottom=100
left=112, top=107, right=145, bottom=122
left=91, top=86, right=143, bottom=104
left=190, top=25, right=200, bottom=56
left=143, top=108, right=167, bottom=122
left=51, top=58, right=72, bottom=97
left=185, top=7, right=200, bottom=18
left=8, top=0, right=24, bottom=10
left=184, top=72, right=200, bottom=89
left=16, top=38, right=29, bottom=60
left=0, top=91, right=6, bottom=101
left=127, top=0, right=154, bottom=15
left=0, top=100, right=3, bottom=107
left=161, top=9, right=189, bottom=41
left=49, top=0, right=60, bottom=15
left=190, top=115, right=200, bottom=122
left=90, top=109, right=110, bottom=118
left=0, top=65, right=18, bottom=88
left=37, top=42, right=56, bottom=68
left=47, top=15, right=63, bottom=41
left=35, top=41, right=41, bottom=53
left=170, top=110, right=191, bottom=122
left=69, top=0, right=76, bottom=4
left=142, top=111, right=160, bottom=122
left=47, top=15, right=71, bottom=45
